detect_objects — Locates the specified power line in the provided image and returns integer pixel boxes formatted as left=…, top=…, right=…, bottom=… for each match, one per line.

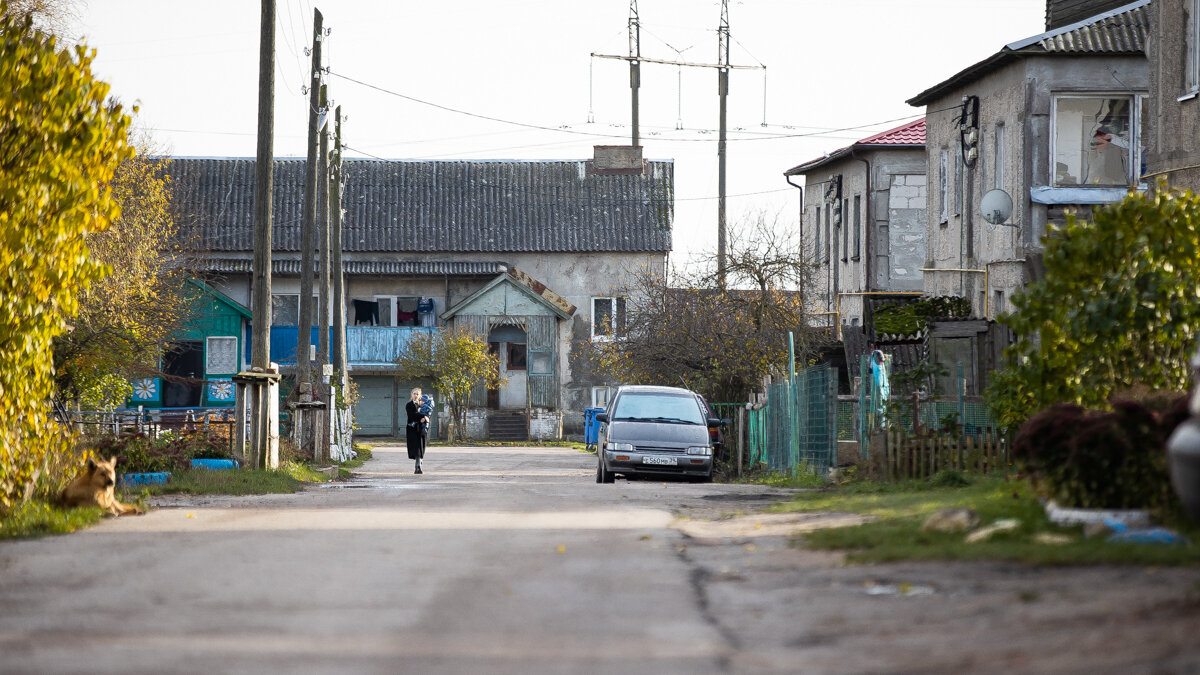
left=326, top=68, right=948, bottom=143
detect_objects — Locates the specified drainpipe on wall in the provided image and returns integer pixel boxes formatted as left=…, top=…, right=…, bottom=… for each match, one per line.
left=785, top=173, right=804, bottom=246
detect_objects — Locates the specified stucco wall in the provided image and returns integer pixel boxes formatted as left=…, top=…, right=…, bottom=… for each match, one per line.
left=798, top=147, right=926, bottom=328
left=206, top=250, right=664, bottom=431
left=1147, top=0, right=1200, bottom=191
left=919, top=54, right=1147, bottom=318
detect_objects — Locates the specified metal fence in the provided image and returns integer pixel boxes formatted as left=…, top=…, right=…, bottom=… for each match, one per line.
left=54, top=407, right=237, bottom=455
left=746, top=362, right=837, bottom=474
left=739, top=353, right=999, bottom=476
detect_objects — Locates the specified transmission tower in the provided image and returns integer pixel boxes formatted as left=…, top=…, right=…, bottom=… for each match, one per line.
left=591, top=0, right=763, bottom=287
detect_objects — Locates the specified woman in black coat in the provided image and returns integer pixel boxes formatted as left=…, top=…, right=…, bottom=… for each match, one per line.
left=405, top=387, right=428, bottom=474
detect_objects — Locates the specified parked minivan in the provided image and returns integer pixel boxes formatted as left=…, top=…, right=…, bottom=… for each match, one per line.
left=595, top=385, right=720, bottom=483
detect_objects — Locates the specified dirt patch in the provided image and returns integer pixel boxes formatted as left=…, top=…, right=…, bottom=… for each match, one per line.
left=675, top=511, right=871, bottom=539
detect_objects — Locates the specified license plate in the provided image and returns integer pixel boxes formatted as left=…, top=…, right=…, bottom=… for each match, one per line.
left=643, top=455, right=677, bottom=466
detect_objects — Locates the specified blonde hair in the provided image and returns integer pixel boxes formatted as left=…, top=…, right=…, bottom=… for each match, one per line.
left=411, top=387, right=422, bottom=396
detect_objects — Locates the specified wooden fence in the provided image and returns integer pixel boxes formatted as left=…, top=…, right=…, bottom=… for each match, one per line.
left=875, top=429, right=1009, bottom=481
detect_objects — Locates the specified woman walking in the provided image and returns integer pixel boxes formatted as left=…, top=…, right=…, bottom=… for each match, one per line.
left=405, top=387, right=429, bottom=473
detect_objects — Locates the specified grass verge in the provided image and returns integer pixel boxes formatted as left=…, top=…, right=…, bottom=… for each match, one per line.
left=0, top=501, right=107, bottom=539
left=775, top=474, right=1200, bottom=566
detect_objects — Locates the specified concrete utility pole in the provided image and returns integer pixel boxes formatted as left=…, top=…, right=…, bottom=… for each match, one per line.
left=298, top=8, right=323, bottom=392
left=717, top=0, right=730, bottom=288
left=628, top=0, right=640, bottom=147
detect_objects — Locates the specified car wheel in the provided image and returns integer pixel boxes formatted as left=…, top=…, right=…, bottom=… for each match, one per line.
left=596, top=456, right=615, bottom=483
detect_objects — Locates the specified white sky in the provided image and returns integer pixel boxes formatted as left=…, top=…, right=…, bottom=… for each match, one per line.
left=74, top=0, right=1046, bottom=268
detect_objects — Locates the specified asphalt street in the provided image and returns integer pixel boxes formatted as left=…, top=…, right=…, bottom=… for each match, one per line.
left=3, top=444, right=1199, bottom=674
left=0, top=444, right=794, bottom=674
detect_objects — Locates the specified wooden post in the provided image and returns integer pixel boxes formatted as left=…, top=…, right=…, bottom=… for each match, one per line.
left=737, top=405, right=745, bottom=478
left=297, top=8, right=323, bottom=390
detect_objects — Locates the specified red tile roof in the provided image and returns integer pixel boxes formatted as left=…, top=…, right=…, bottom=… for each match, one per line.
left=783, top=118, right=925, bottom=176
left=857, top=117, right=926, bottom=145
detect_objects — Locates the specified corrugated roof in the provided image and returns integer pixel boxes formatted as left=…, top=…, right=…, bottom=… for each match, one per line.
left=203, top=258, right=506, bottom=276
left=168, top=157, right=674, bottom=254
left=908, top=0, right=1149, bottom=106
left=784, top=118, right=925, bottom=176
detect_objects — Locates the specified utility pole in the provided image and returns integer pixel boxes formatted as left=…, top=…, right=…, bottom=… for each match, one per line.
left=591, top=0, right=761, bottom=288
left=331, top=105, right=348, bottom=378
left=239, top=0, right=280, bottom=470
left=717, top=0, right=730, bottom=288
left=298, top=8, right=322, bottom=394
left=628, top=0, right=640, bottom=147
left=317, top=83, right=331, bottom=370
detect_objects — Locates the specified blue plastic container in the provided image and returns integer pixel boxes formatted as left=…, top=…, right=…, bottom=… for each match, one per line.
left=584, top=407, right=606, bottom=447
left=190, top=459, right=239, bottom=470
left=120, top=472, right=171, bottom=486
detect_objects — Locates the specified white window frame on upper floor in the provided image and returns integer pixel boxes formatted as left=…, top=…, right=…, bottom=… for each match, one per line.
left=591, top=296, right=626, bottom=342
left=1049, top=93, right=1143, bottom=188
left=1185, top=0, right=1200, bottom=100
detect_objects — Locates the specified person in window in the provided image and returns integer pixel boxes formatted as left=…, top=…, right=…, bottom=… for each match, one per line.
left=406, top=387, right=429, bottom=474
left=1086, top=128, right=1128, bottom=185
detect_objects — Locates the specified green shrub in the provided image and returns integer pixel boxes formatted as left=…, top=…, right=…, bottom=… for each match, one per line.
left=88, top=431, right=233, bottom=474
left=1012, top=399, right=1184, bottom=510
left=873, top=296, right=971, bottom=336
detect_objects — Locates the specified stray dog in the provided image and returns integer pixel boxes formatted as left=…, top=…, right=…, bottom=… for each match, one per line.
left=58, top=456, right=143, bottom=517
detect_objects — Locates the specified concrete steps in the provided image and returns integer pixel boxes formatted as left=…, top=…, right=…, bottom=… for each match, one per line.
left=487, top=412, right=528, bottom=442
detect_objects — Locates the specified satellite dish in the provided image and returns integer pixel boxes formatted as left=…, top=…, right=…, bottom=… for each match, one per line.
left=980, top=189, right=1013, bottom=225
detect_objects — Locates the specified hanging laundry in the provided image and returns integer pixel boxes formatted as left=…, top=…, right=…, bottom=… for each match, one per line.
left=352, top=299, right=379, bottom=326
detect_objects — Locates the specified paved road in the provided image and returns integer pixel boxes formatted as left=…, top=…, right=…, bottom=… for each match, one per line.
left=3, top=444, right=1199, bottom=674
left=0, top=445, right=793, bottom=674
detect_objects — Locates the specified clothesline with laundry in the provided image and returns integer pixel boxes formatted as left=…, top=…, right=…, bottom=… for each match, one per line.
left=352, top=297, right=438, bottom=327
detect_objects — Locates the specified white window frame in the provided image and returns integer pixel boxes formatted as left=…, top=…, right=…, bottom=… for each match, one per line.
left=591, top=296, right=626, bottom=341
left=205, top=336, right=239, bottom=375
left=1186, top=0, right=1200, bottom=100
left=591, top=386, right=612, bottom=409
left=373, top=295, right=421, bottom=327
left=1050, top=93, right=1142, bottom=188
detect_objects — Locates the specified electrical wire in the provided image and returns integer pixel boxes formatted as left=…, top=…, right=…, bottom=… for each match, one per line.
left=326, top=68, right=953, bottom=143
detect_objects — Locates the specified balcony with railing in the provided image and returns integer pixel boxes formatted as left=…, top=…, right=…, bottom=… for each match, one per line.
left=245, top=326, right=438, bottom=368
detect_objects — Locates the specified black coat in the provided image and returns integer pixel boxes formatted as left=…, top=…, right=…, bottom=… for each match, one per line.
left=405, top=400, right=427, bottom=460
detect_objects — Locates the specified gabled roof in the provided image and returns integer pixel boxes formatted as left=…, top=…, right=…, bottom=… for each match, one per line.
left=187, top=278, right=251, bottom=319
left=784, top=118, right=925, bottom=177
left=907, top=0, right=1149, bottom=107
left=168, top=157, right=674, bottom=255
left=441, top=270, right=574, bottom=321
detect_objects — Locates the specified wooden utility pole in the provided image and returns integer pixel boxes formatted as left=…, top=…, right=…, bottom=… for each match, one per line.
left=250, top=0, right=275, bottom=373
left=239, top=0, right=280, bottom=470
left=317, top=83, right=331, bottom=370
left=298, top=8, right=322, bottom=392
left=331, top=105, right=348, bottom=377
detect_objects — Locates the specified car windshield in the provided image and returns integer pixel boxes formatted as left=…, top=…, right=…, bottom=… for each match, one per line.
left=612, top=393, right=704, bottom=425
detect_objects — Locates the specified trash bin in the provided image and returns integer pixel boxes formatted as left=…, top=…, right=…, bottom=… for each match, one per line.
left=584, top=407, right=606, bottom=451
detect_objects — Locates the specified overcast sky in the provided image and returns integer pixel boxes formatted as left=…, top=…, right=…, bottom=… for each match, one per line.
left=75, top=0, right=1046, bottom=267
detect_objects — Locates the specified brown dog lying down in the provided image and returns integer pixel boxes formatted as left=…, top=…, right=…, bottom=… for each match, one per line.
left=58, top=456, right=144, bottom=517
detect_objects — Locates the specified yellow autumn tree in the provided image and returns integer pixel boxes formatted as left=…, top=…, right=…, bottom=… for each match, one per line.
left=53, top=151, right=191, bottom=408
left=0, top=9, right=132, bottom=514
